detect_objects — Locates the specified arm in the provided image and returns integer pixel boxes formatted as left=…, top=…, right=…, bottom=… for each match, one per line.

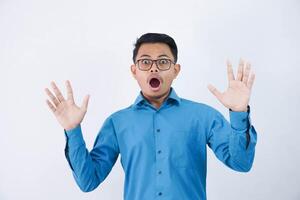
left=45, top=81, right=118, bottom=191
left=207, top=106, right=257, bottom=172
left=207, top=59, right=257, bottom=171
left=65, top=117, right=119, bottom=192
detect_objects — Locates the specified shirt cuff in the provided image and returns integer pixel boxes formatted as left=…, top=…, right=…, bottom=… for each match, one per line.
left=64, top=124, right=85, bottom=148
left=229, top=105, right=250, bottom=131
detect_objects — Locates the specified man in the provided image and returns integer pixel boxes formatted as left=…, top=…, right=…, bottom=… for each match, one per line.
left=45, top=33, right=257, bottom=200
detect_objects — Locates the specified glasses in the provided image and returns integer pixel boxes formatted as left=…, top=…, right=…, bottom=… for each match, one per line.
left=135, top=58, right=175, bottom=71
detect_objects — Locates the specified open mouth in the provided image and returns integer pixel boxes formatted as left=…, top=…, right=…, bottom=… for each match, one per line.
left=149, top=78, right=161, bottom=88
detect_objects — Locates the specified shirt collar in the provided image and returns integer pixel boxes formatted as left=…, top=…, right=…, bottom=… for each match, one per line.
left=133, top=87, right=181, bottom=107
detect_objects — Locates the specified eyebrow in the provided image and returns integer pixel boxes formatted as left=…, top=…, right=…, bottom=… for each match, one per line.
left=139, top=54, right=151, bottom=58
left=139, top=54, right=171, bottom=58
left=158, top=54, right=170, bottom=58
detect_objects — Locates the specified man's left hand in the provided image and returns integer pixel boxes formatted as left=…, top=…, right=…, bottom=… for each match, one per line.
left=208, top=59, right=255, bottom=112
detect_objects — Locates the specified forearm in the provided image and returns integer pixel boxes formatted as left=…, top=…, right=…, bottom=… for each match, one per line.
left=227, top=107, right=257, bottom=171
left=208, top=106, right=258, bottom=172
left=227, top=127, right=257, bottom=172
left=64, top=119, right=120, bottom=192
left=65, top=125, right=101, bottom=192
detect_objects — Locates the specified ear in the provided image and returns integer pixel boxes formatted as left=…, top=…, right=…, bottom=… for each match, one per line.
left=131, top=64, right=137, bottom=80
left=173, top=64, right=181, bottom=79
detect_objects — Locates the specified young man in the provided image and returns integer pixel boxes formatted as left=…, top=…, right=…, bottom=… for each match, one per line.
left=45, top=33, right=257, bottom=200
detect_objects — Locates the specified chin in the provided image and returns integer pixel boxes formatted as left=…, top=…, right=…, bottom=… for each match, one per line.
left=145, top=88, right=170, bottom=99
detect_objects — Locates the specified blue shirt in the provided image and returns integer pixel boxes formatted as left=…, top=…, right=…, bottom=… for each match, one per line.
left=64, top=88, right=257, bottom=200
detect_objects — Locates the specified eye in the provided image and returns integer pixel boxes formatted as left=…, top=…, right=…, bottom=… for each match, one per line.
left=158, top=59, right=169, bottom=65
left=141, top=59, right=151, bottom=65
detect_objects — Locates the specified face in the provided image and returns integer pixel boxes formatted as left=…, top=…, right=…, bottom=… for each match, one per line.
left=131, top=43, right=181, bottom=101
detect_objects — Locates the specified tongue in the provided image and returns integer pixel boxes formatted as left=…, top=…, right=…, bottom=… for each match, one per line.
left=150, top=78, right=160, bottom=88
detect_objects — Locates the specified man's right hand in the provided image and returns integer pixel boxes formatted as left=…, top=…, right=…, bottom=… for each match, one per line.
left=45, top=80, right=90, bottom=131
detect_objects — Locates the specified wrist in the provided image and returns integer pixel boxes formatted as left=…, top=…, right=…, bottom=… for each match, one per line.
left=65, top=124, right=80, bottom=131
left=230, top=105, right=249, bottom=112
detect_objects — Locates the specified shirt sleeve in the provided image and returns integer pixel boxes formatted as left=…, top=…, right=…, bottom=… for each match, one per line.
left=207, top=106, right=257, bottom=172
left=64, top=116, right=120, bottom=192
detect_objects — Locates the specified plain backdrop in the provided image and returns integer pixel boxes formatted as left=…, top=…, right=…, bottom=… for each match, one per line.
left=0, top=0, right=299, bottom=199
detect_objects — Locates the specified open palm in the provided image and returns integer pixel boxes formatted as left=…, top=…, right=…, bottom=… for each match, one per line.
left=208, top=60, right=255, bottom=112
left=45, top=81, right=90, bottom=131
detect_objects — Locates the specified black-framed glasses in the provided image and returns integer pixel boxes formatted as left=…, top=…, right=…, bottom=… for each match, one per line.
left=135, top=58, right=176, bottom=71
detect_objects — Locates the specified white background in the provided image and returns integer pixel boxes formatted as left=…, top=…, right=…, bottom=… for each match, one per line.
left=0, top=0, right=299, bottom=199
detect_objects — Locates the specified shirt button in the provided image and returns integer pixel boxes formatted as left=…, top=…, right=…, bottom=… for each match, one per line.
left=157, top=150, right=162, bottom=154
left=156, top=129, right=160, bottom=132
left=158, top=171, right=162, bottom=174
left=158, top=192, right=162, bottom=196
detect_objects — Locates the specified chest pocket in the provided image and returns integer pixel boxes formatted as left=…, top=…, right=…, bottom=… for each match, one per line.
left=168, top=131, right=200, bottom=169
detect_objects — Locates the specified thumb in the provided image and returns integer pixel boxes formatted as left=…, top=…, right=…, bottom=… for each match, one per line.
left=207, top=84, right=222, bottom=100
left=81, top=95, right=90, bottom=112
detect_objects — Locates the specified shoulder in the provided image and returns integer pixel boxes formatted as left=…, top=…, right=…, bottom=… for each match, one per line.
left=179, top=98, right=226, bottom=122
left=180, top=98, right=218, bottom=113
left=106, top=105, right=136, bottom=120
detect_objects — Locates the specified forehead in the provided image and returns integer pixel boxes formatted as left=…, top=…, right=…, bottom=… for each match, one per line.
left=136, top=43, right=173, bottom=58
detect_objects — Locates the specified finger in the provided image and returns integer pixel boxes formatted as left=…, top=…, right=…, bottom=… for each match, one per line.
left=227, top=60, right=235, bottom=82
left=65, top=80, right=75, bottom=103
left=51, top=81, right=65, bottom=102
left=247, top=73, right=255, bottom=90
left=237, top=59, right=244, bottom=81
left=207, top=84, right=222, bottom=100
left=81, top=95, right=90, bottom=112
left=242, top=62, right=251, bottom=85
left=46, top=99, right=56, bottom=113
left=45, top=88, right=60, bottom=106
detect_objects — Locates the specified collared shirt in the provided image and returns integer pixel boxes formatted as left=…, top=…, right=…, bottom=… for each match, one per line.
left=65, top=88, right=257, bottom=200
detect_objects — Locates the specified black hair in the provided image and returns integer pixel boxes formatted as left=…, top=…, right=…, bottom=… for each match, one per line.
left=132, top=33, right=178, bottom=63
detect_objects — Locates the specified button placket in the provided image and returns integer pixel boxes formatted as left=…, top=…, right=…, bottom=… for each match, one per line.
left=154, top=112, right=164, bottom=197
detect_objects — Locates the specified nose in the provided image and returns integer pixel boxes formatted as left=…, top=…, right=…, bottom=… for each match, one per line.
left=150, top=62, right=159, bottom=73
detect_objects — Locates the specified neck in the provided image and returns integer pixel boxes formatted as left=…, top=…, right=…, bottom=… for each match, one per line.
left=142, top=88, right=171, bottom=109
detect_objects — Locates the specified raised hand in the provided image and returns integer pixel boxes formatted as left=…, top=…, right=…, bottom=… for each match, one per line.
left=45, top=80, right=90, bottom=131
left=207, top=59, right=255, bottom=112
